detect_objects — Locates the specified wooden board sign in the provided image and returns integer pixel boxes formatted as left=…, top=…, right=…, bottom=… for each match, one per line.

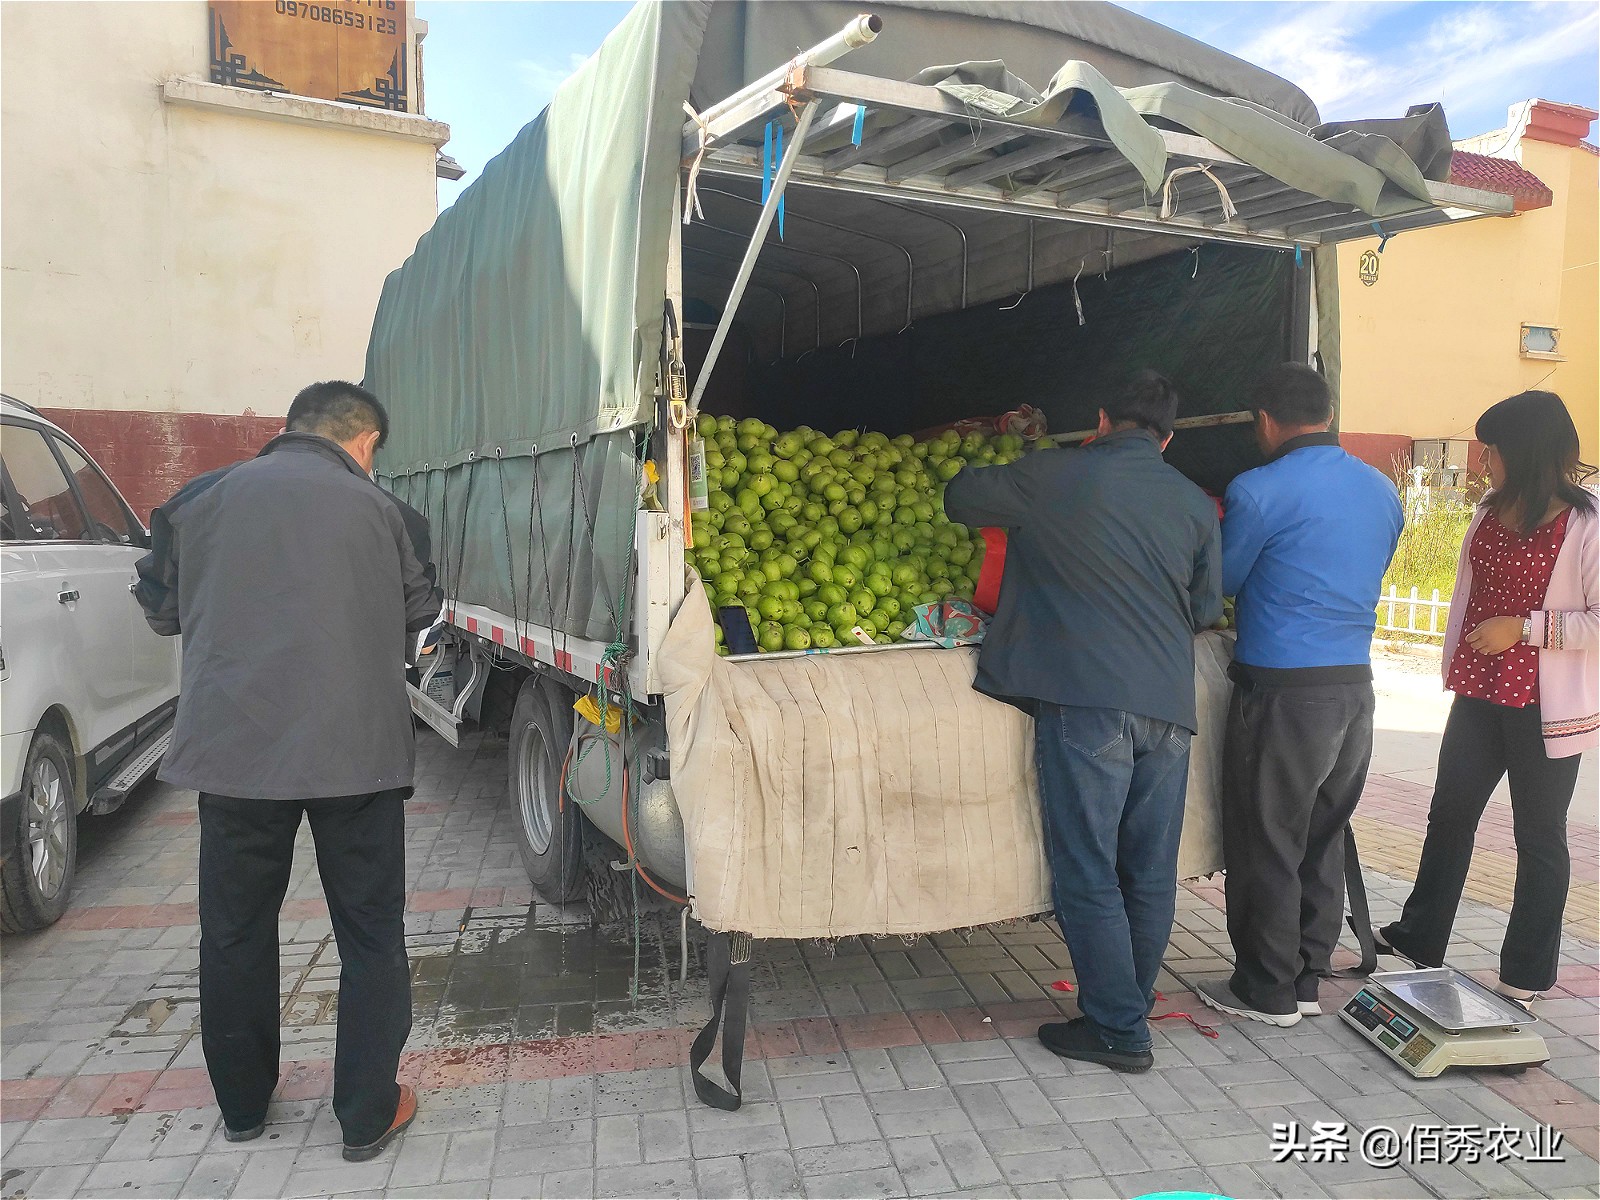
left=209, top=0, right=411, bottom=111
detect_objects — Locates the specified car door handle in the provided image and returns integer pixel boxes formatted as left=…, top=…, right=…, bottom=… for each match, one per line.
left=58, top=589, right=80, bottom=605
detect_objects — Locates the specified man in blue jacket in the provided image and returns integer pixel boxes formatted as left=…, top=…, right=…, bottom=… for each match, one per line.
left=1197, top=364, right=1403, bottom=1027
left=946, top=371, right=1221, bottom=1073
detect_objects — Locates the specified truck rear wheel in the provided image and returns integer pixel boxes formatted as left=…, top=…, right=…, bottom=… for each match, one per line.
left=508, top=675, right=586, bottom=903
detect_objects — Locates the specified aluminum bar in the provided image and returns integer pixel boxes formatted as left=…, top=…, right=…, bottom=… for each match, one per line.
left=688, top=102, right=819, bottom=413
left=681, top=16, right=880, bottom=158
left=942, top=137, right=1087, bottom=190
left=1054, top=410, right=1256, bottom=446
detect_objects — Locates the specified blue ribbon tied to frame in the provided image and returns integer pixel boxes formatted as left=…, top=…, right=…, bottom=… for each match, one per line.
left=762, top=121, right=786, bottom=240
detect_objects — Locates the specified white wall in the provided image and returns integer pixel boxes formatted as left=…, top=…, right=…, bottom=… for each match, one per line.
left=1, top=0, right=442, bottom=418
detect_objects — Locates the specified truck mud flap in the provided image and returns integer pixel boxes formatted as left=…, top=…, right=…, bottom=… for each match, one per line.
left=689, top=930, right=752, bottom=1111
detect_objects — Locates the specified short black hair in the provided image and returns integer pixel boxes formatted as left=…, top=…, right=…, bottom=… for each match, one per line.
left=1103, top=370, right=1180, bottom=438
left=1249, top=363, right=1332, bottom=428
left=286, top=381, right=389, bottom=448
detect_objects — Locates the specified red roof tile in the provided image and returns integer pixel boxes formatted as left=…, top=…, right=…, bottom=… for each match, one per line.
left=1447, top=151, right=1553, bottom=212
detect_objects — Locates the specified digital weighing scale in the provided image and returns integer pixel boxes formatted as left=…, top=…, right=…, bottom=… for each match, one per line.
left=1340, top=968, right=1548, bottom=1078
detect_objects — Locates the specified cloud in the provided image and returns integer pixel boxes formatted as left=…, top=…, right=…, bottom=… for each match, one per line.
left=514, top=51, right=589, bottom=107
left=1235, top=1, right=1394, bottom=113
left=1417, top=5, right=1598, bottom=112
left=1195, top=0, right=1596, bottom=133
left=1422, top=5, right=1510, bottom=57
left=1328, top=2, right=1598, bottom=135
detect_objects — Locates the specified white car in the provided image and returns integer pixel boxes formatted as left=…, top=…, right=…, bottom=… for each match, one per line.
left=0, top=396, right=180, bottom=931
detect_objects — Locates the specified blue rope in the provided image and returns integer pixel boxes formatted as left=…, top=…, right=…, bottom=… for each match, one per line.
left=762, top=120, right=786, bottom=240
left=775, top=125, right=785, bottom=240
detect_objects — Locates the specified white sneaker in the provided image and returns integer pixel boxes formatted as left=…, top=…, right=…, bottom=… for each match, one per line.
left=1196, top=979, right=1302, bottom=1028
left=1494, top=980, right=1544, bottom=1008
left=1297, top=1000, right=1322, bottom=1017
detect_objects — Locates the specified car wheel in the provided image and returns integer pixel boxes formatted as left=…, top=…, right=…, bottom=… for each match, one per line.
left=508, top=674, right=585, bottom=903
left=1, top=729, right=78, bottom=933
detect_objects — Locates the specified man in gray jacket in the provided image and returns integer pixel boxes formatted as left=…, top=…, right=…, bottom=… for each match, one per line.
left=136, top=381, right=440, bottom=1161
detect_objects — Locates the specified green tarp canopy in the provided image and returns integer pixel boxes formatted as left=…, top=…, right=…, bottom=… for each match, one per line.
left=364, top=0, right=1457, bottom=643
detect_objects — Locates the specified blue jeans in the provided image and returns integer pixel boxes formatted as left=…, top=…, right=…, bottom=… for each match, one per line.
left=1036, top=703, right=1192, bottom=1053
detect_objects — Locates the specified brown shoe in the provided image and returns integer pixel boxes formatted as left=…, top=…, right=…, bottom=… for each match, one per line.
left=342, top=1084, right=417, bottom=1162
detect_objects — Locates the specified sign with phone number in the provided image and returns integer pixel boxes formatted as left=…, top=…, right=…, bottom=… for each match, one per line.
left=208, top=0, right=411, bottom=112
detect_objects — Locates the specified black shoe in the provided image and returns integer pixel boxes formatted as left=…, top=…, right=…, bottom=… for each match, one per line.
left=1038, top=1018, right=1153, bottom=1074
left=223, top=1121, right=265, bottom=1143
left=1374, top=927, right=1430, bottom=965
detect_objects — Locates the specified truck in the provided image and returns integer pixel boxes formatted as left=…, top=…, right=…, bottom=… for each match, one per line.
left=364, top=0, right=1514, bottom=1106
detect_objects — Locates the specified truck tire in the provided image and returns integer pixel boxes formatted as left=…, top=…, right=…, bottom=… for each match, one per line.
left=508, top=675, right=585, bottom=903
left=1, top=729, right=78, bottom=933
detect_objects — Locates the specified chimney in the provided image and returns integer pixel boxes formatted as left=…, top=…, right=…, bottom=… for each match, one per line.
left=1520, top=100, right=1599, bottom=148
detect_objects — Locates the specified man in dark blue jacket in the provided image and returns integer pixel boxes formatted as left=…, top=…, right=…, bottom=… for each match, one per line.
left=946, top=372, right=1221, bottom=1073
left=1197, top=364, right=1402, bottom=1028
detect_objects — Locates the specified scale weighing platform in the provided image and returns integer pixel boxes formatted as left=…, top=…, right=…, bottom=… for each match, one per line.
left=1340, top=968, right=1548, bottom=1078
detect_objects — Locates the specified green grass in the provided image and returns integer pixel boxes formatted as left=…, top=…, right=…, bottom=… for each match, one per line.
left=1384, top=497, right=1473, bottom=600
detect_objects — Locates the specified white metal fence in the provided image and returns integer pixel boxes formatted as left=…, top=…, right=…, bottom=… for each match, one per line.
left=1377, top=586, right=1450, bottom=641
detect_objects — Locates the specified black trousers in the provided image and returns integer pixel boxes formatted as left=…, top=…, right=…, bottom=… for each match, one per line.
left=1222, top=679, right=1376, bottom=1014
left=1381, top=696, right=1581, bottom=992
left=198, top=791, right=412, bottom=1145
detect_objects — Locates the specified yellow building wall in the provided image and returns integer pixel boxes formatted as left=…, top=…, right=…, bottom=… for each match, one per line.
left=1543, top=140, right=1599, bottom=468
left=1337, top=141, right=1598, bottom=464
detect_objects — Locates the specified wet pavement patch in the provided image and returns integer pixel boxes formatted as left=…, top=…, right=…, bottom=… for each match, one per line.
left=415, top=908, right=680, bottom=1044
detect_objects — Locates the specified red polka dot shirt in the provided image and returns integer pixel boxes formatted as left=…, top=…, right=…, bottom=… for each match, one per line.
left=1447, top=507, right=1572, bottom=708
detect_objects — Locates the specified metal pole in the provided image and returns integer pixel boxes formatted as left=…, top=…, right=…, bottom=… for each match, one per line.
left=1053, top=409, right=1255, bottom=445
left=687, top=15, right=881, bottom=139
left=688, top=101, right=819, bottom=413
left=704, top=186, right=916, bottom=332
left=687, top=244, right=821, bottom=353
left=695, top=219, right=862, bottom=346
left=682, top=264, right=789, bottom=359
left=874, top=199, right=967, bottom=311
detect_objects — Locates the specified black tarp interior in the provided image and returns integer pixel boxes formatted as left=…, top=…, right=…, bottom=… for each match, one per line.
left=684, top=210, right=1295, bottom=494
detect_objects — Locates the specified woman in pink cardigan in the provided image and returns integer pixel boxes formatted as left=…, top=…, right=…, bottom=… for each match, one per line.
left=1378, top=391, right=1596, bottom=1002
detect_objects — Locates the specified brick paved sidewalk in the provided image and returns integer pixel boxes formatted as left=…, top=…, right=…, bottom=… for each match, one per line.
left=2, top=732, right=1596, bottom=1199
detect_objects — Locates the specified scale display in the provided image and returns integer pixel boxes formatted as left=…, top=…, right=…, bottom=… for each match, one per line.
left=1339, top=968, right=1548, bottom=1079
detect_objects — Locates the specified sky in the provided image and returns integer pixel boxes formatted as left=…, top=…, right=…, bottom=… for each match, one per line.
left=418, top=0, right=1600, bottom=208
